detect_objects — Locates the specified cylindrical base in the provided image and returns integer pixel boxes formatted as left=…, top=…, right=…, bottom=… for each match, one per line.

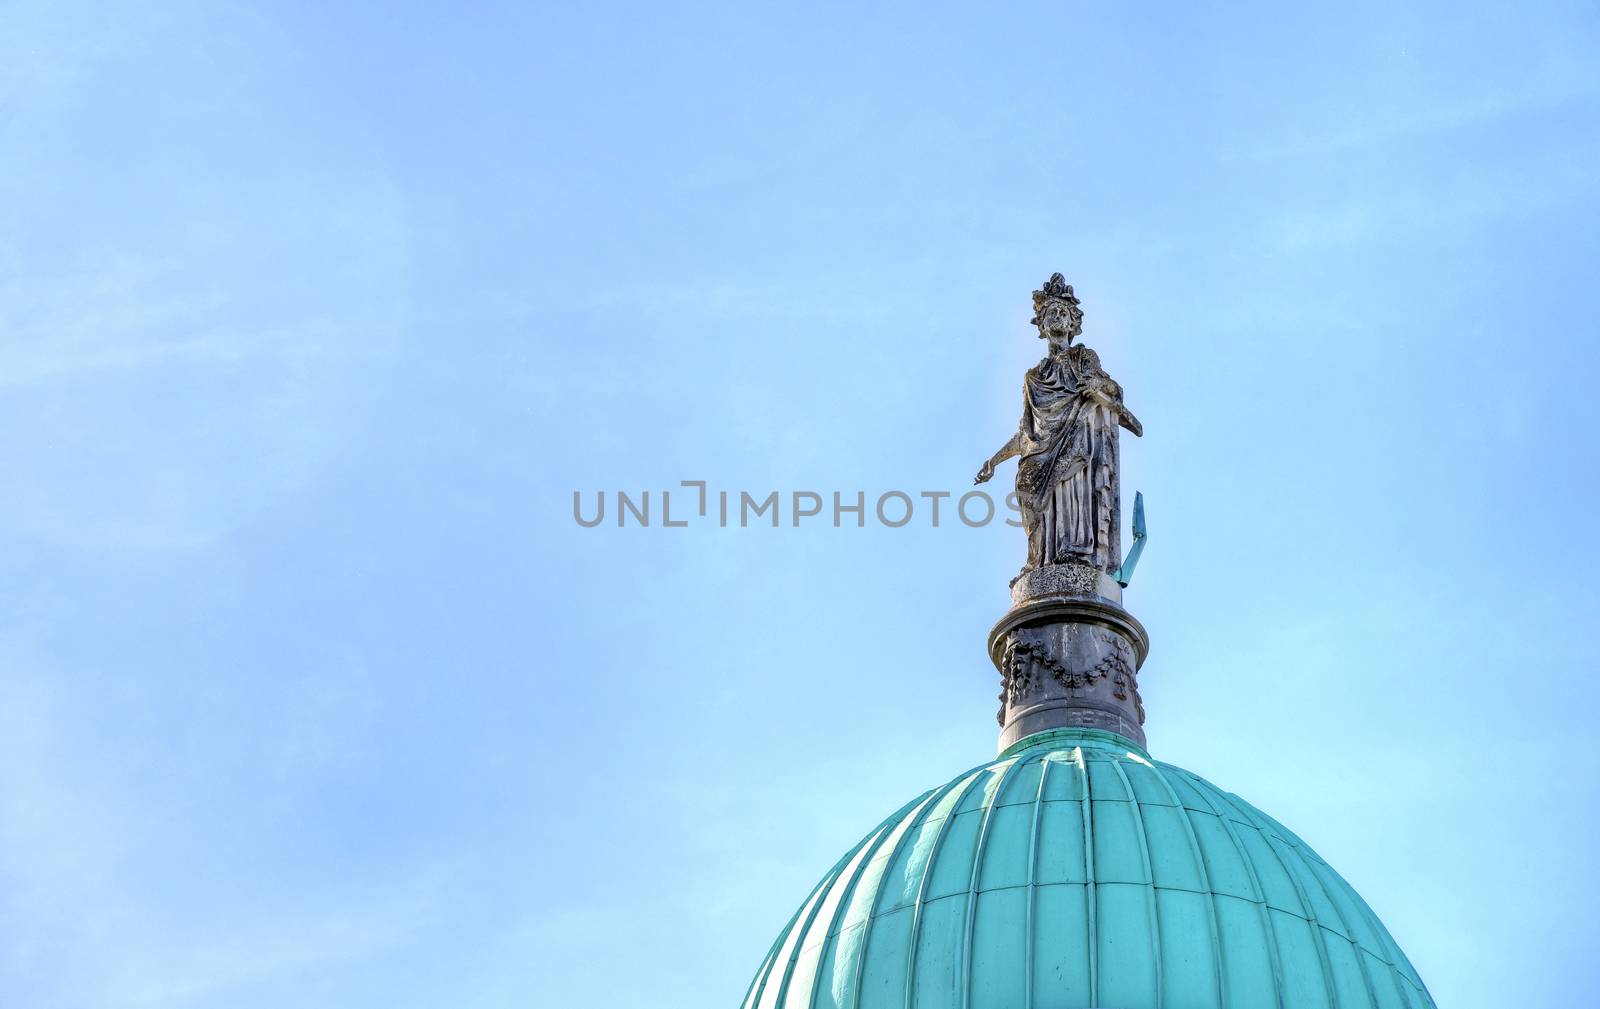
left=989, top=575, right=1149, bottom=754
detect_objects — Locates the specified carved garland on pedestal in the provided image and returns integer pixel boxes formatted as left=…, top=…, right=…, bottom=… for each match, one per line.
left=1094, top=629, right=1144, bottom=725
left=996, top=626, right=1144, bottom=727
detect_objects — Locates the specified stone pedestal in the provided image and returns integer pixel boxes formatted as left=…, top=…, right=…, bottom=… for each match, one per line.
left=990, top=563, right=1149, bottom=753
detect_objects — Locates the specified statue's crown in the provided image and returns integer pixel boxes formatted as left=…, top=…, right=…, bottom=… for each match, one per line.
left=1030, top=272, right=1080, bottom=324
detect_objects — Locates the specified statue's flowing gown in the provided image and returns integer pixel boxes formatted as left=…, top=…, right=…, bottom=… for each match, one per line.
left=1016, top=345, right=1124, bottom=574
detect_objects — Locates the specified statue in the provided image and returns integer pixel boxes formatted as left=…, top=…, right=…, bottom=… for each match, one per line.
left=975, top=274, right=1142, bottom=577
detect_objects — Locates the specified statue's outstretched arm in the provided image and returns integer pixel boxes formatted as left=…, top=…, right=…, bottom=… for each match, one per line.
left=975, top=431, right=1021, bottom=484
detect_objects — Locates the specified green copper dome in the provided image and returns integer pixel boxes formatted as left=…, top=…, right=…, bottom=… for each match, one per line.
left=741, top=728, right=1434, bottom=1009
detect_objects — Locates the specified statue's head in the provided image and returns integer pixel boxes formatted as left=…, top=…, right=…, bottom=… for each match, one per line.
left=1031, top=273, right=1083, bottom=345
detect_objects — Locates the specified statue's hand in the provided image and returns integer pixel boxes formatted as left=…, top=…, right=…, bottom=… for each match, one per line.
left=975, top=459, right=995, bottom=485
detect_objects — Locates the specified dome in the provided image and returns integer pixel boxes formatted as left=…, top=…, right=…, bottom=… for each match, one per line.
left=741, top=728, right=1434, bottom=1009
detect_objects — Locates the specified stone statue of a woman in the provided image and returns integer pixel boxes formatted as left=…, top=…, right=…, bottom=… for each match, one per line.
left=975, top=274, right=1142, bottom=577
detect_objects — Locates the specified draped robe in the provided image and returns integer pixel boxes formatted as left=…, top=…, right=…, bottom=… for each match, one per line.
left=1015, top=345, right=1124, bottom=574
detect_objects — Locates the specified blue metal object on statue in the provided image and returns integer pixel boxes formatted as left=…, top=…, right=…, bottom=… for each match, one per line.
left=1114, top=491, right=1146, bottom=587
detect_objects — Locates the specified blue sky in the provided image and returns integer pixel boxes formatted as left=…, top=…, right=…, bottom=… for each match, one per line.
left=3, top=1, right=1598, bottom=1006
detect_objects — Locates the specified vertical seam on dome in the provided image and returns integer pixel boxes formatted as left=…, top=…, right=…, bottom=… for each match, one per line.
left=959, top=754, right=1033, bottom=1009
left=1395, top=969, right=1436, bottom=1009
left=843, top=784, right=956, bottom=1009
left=773, top=837, right=884, bottom=1009
left=1354, top=896, right=1435, bottom=1007
left=1381, top=906, right=1434, bottom=1005
left=1148, top=766, right=1228, bottom=1009
left=902, top=765, right=998, bottom=1009
left=1287, top=840, right=1387, bottom=1009
left=1108, top=757, right=1163, bottom=1008
left=1211, top=788, right=1343, bottom=1009
left=1168, top=767, right=1286, bottom=1009
left=1022, top=757, right=1051, bottom=1009
left=1301, top=841, right=1430, bottom=1000
left=756, top=861, right=851, bottom=1009
left=751, top=868, right=846, bottom=1009
left=762, top=793, right=926, bottom=1009
left=1076, top=747, right=1098, bottom=1007
left=1299, top=863, right=1388, bottom=1004
left=792, top=817, right=903, bottom=1009
left=743, top=942, right=782, bottom=1009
